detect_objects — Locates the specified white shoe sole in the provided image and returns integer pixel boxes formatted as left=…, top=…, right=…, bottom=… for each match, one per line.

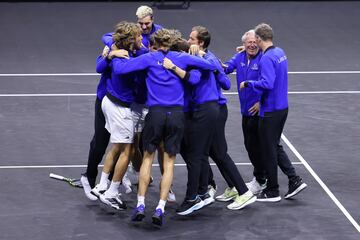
left=256, top=196, right=281, bottom=202
left=203, top=197, right=215, bottom=206
left=227, top=196, right=257, bottom=210
left=215, top=195, right=237, bottom=202
left=85, top=191, right=98, bottom=201
left=177, top=200, right=205, bottom=216
left=80, top=177, right=98, bottom=201
left=284, top=183, right=307, bottom=199
left=99, top=195, right=125, bottom=211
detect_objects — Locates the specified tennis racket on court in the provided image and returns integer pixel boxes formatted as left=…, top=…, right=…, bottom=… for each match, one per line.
left=49, top=173, right=83, bottom=188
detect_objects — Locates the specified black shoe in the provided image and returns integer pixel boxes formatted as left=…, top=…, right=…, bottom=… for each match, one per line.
left=176, top=197, right=205, bottom=216
left=199, top=193, right=215, bottom=206
left=256, top=190, right=281, bottom=202
left=152, top=208, right=164, bottom=227
left=285, top=177, right=307, bottom=199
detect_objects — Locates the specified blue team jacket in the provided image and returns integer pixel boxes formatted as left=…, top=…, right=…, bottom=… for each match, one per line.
left=205, top=50, right=231, bottom=107
left=95, top=55, right=111, bottom=100
left=112, top=50, right=216, bottom=107
left=106, top=55, right=137, bottom=105
left=247, top=46, right=289, bottom=116
left=224, top=51, right=262, bottom=116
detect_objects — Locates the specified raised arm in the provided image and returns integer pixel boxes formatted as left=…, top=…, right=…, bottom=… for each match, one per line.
left=205, top=55, right=231, bottom=90
left=223, top=53, right=239, bottom=74
left=96, top=55, right=110, bottom=74
left=163, top=57, right=201, bottom=85
left=112, top=54, right=150, bottom=75
left=182, top=54, right=216, bottom=71
left=102, top=32, right=114, bottom=48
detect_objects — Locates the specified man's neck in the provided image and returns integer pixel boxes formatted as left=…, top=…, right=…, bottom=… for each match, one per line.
left=261, top=41, right=273, bottom=52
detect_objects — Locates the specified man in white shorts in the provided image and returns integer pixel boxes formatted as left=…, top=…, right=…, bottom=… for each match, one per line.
left=90, top=21, right=142, bottom=210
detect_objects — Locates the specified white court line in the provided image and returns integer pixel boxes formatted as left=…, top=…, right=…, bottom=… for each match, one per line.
left=0, top=73, right=99, bottom=77
left=1, top=71, right=360, bottom=77
left=0, top=93, right=96, bottom=97
left=0, top=162, right=303, bottom=169
left=281, top=134, right=360, bottom=233
left=1, top=91, right=360, bottom=97
left=222, top=91, right=360, bottom=95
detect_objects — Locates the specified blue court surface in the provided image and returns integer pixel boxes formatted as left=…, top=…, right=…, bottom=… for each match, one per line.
left=0, top=1, right=359, bottom=239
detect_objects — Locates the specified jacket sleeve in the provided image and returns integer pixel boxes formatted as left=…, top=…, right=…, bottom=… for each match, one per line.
left=215, top=68, right=231, bottom=90
left=102, top=32, right=114, bottom=48
left=185, top=69, right=202, bottom=85
left=223, top=53, right=238, bottom=74
left=206, top=55, right=231, bottom=90
left=96, top=55, right=110, bottom=74
left=183, top=54, right=217, bottom=71
left=247, top=56, right=275, bottom=91
left=112, top=54, right=150, bottom=75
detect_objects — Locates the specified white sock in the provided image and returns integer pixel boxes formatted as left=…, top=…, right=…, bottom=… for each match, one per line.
left=156, top=199, right=166, bottom=212
left=137, top=195, right=145, bottom=207
left=99, top=172, right=110, bottom=187
left=106, top=181, right=120, bottom=196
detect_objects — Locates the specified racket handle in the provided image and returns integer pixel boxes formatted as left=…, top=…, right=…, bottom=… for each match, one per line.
left=49, top=173, right=65, bottom=180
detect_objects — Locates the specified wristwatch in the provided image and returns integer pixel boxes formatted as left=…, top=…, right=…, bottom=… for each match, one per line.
left=171, top=65, right=177, bottom=71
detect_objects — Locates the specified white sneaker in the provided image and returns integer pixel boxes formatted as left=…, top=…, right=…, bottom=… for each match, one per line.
left=167, top=188, right=176, bottom=202
left=90, top=183, right=108, bottom=198
left=215, top=187, right=238, bottom=202
left=99, top=191, right=127, bottom=210
left=80, top=175, right=98, bottom=201
left=122, top=172, right=132, bottom=194
left=246, top=177, right=266, bottom=195
left=227, top=190, right=257, bottom=210
left=208, top=185, right=217, bottom=199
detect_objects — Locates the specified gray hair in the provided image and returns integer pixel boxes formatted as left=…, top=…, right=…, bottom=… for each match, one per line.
left=241, top=29, right=256, bottom=43
left=136, top=5, right=153, bottom=19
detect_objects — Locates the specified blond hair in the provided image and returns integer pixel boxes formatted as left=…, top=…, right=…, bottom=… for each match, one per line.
left=112, top=21, right=141, bottom=50
left=136, top=5, right=153, bottom=19
left=153, top=28, right=177, bottom=48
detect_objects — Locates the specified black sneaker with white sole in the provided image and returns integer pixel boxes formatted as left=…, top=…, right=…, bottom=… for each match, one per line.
left=176, top=197, right=205, bottom=215
left=199, top=193, right=215, bottom=206
left=256, top=190, right=281, bottom=202
left=284, top=177, right=307, bottom=199
left=99, top=194, right=127, bottom=210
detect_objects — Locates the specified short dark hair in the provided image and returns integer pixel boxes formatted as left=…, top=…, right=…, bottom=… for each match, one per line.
left=170, top=38, right=190, bottom=52
left=254, top=23, right=273, bottom=41
left=192, top=26, right=211, bottom=48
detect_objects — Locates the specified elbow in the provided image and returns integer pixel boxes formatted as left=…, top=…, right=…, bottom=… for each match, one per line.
left=223, top=83, right=231, bottom=90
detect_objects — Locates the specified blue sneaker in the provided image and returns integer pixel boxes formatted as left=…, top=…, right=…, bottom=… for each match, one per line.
left=152, top=208, right=164, bottom=227
left=131, top=204, right=145, bottom=221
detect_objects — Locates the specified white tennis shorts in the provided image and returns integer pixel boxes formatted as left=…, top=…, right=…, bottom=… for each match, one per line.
left=101, top=96, right=134, bottom=143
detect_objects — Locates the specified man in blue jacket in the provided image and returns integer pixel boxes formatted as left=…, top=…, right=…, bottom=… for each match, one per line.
left=136, top=5, right=163, bottom=50
left=220, top=29, right=266, bottom=199
left=240, top=23, right=307, bottom=202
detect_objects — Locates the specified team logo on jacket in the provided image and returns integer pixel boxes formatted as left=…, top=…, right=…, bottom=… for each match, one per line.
left=240, top=62, right=246, bottom=67
left=251, top=64, right=258, bottom=70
